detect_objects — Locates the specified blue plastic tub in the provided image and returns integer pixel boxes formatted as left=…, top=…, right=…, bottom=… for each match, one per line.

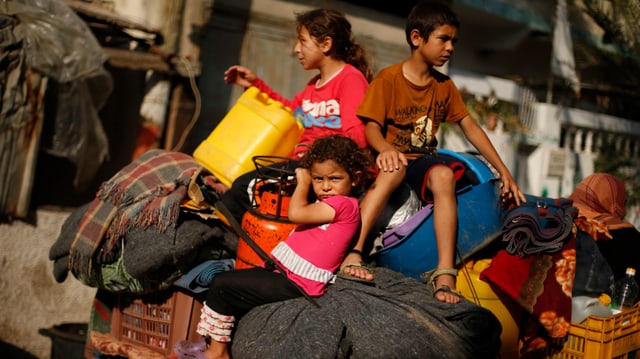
left=372, top=149, right=503, bottom=281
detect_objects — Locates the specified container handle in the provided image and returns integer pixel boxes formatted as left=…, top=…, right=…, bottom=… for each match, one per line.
left=257, top=91, right=273, bottom=106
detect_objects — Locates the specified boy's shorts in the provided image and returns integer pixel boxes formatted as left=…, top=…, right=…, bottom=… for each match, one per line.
left=405, top=154, right=466, bottom=203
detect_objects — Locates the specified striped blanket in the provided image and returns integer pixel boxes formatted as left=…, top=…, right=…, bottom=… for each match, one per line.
left=68, top=150, right=207, bottom=283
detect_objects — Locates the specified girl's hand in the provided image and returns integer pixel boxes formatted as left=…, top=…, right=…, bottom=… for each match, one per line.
left=295, top=167, right=311, bottom=186
left=376, top=149, right=407, bottom=173
left=223, top=65, right=256, bottom=88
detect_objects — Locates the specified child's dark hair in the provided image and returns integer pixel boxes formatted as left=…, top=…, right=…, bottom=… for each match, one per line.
left=299, top=135, right=373, bottom=194
left=296, top=8, right=373, bottom=82
left=405, top=1, right=460, bottom=49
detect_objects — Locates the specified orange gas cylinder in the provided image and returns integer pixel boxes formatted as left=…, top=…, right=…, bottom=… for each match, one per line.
left=235, top=159, right=298, bottom=269
left=236, top=209, right=296, bottom=269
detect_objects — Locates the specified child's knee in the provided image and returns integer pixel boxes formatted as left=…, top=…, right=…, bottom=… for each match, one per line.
left=427, top=165, right=455, bottom=186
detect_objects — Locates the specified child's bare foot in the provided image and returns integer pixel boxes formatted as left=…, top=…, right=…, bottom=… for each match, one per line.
left=203, top=341, right=231, bottom=359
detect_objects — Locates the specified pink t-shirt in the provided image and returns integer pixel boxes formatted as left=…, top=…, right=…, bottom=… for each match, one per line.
left=269, top=195, right=360, bottom=296
left=251, top=64, right=368, bottom=158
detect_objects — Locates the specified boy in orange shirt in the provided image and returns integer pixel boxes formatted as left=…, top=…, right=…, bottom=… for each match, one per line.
left=341, top=1, right=525, bottom=303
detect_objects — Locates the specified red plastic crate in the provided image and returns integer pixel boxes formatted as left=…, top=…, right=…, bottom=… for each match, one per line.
left=110, top=289, right=203, bottom=357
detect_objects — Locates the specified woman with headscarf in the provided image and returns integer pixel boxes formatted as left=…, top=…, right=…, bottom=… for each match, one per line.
left=569, top=173, right=640, bottom=281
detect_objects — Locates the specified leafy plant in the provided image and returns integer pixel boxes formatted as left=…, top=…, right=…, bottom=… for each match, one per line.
left=593, top=138, right=640, bottom=206
left=447, top=88, right=525, bottom=134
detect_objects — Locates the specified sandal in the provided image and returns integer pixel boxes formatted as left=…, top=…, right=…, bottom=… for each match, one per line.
left=428, top=268, right=462, bottom=300
left=337, top=262, right=375, bottom=286
left=174, top=338, right=208, bottom=359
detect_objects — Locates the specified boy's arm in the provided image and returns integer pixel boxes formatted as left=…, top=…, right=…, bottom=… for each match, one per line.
left=287, top=168, right=336, bottom=224
left=458, top=116, right=525, bottom=205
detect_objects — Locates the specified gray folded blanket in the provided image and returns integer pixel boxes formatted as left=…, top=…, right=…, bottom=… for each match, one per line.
left=50, top=203, right=91, bottom=282
left=50, top=202, right=236, bottom=293
left=233, top=267, right=501, bottom=359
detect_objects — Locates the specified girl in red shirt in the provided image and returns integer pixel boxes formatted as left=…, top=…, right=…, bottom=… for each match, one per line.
left=219, top=8, right=372, bottom=224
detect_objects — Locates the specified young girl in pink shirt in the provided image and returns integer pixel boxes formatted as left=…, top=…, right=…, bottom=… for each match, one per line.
left=175, top=135, right=372, bottom=359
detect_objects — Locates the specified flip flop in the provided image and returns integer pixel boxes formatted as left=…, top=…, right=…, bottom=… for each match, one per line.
left=428, top=268, right=462, bottom=301
left=173, top=338, right=208, bottom=359
left=337, top=263, right=376, bottom=286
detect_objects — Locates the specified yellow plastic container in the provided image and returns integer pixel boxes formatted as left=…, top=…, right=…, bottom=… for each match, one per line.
left=457, top=259, right=522, bottom=359
left=193, top=87, right=304, bottom=187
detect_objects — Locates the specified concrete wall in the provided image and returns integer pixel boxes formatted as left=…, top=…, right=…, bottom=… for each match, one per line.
left=0, top=208, right=96, bottom=359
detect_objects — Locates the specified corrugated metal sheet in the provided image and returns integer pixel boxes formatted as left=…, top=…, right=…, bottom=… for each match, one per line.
left=64, top=0, right=162, bottom=34
left=64, top=0, right=196, bottom=75
left=0, top=15, right=47, bottom=218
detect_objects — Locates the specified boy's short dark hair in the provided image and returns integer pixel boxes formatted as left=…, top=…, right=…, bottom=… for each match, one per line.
left=405, top=1, right=460, bottom=48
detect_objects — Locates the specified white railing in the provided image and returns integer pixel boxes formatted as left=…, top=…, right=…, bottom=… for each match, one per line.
left=522, top=102, right=640, bottom=158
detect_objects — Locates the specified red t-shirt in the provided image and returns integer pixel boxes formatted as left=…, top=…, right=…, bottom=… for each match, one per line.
left=251, top=64, right=368, bottom=158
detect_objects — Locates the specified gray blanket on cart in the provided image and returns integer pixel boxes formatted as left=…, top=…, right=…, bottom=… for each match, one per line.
left=233, top=267, right=501, bottom=359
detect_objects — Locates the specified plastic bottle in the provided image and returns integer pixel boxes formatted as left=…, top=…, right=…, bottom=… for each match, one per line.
left=610, top=267, right=639, bottom=314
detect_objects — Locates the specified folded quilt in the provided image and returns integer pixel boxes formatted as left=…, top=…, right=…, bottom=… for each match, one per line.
left=52, top=149, right=231, bottom=292
left=51, top=202, right=232, bottom=293
left=69, top=149, right=204, bottom=282
left=481, top=233, right=576, bottom=356
left=174, top=258, right=236, bottom=293
left=501, top=195, right=578, bottom=256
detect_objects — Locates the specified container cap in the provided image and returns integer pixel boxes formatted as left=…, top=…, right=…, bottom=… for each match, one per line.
left=626, top=267, right=636, bottom=276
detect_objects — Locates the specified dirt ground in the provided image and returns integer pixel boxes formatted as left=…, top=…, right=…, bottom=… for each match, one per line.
left=0, top=208, right=96, bottom=359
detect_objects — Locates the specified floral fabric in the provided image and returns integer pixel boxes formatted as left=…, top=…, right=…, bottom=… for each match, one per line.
left=481, top=231, right=576, bottom=356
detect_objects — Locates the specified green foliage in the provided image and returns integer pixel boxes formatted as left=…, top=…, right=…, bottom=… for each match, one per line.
left=456, top=88, right=524, bottom=133
left=583, top=0, right=639, bottom=54
left=593, top=139, right=640, bottom=206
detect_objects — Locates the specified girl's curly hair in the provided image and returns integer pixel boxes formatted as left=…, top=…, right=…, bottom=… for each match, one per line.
left=298, top=135, right=373, bottom=194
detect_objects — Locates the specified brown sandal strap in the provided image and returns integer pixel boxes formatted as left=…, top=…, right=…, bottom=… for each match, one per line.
left=428, top=268, right=459, bottom=288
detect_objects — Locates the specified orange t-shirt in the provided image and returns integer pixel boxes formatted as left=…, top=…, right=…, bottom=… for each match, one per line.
left=357, top=63, right=469, bottom=158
